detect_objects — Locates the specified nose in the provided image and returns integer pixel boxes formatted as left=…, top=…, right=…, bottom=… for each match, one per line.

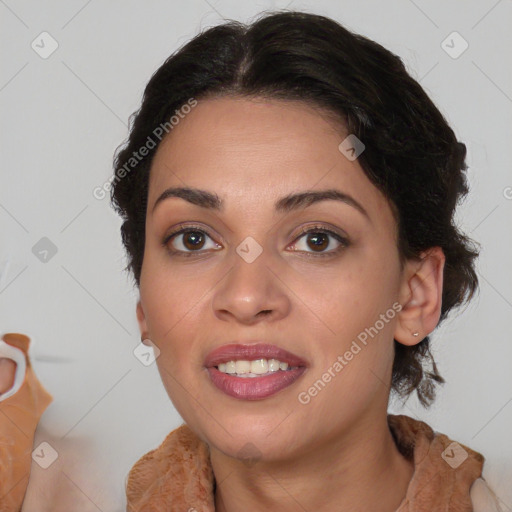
left=211, top=250, right=291, bottom=325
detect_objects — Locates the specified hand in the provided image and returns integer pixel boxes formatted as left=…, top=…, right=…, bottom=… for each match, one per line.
left=0, top=357, right=17, bottom=394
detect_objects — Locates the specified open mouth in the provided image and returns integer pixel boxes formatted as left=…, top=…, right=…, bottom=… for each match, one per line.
left=204, top=342, right=308, bottom=400
left=215, top=358, right=300, bottom=377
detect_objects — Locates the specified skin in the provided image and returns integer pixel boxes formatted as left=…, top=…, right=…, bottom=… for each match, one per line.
left=136, top=96, right=445, bottom=511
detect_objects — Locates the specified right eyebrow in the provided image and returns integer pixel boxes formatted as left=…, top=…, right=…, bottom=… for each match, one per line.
left=152, top=186, right=222, bottom=214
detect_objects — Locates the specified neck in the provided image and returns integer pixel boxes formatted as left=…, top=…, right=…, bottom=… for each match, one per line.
left=211, top=412, right=414, bottom=512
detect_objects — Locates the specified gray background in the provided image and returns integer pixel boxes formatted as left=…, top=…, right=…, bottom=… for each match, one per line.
left=1, top=0, right=511, bottom=510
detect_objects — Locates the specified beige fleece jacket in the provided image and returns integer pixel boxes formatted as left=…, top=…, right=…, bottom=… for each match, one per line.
left=124, top=410, right=503, bottom=511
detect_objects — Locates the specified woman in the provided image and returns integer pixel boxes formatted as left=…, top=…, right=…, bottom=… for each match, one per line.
left=0, top=9, right=502, bottom=512
left=109, top=10, right=503, bottom=512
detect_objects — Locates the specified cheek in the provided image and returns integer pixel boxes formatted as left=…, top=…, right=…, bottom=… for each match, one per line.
left=139, top=255, right=213, bottom=383
left=155, top=363, right=208, bottom=434
left=301, top=245, right=400, bottom=388
left=311, top=246, right=399, bottom=332
left=140, top=251, right=205, bottom=340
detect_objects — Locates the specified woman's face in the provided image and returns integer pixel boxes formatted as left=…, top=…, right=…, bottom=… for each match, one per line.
left=137, top=96, right=415, bottom=461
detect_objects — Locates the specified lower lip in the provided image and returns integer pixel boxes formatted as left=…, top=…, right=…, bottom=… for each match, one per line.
left=206, top=367, right=307, bottom=400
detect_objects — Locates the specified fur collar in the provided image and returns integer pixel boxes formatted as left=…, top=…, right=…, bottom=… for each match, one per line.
left=126, top=414, right=484, bottom=511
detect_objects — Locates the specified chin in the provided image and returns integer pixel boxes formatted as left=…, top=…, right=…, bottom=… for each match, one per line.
left=206, top=413, right=298, bottom=456
left=209, top=431, right=295, bottom=465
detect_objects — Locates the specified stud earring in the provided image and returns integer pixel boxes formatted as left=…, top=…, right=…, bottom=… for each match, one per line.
left=412, top=331, right=419, bottom=337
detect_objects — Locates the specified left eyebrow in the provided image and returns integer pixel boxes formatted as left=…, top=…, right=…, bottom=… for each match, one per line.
left=275, top=189, right=369, bottom=219
left=151, top=186, right=370, bottom=220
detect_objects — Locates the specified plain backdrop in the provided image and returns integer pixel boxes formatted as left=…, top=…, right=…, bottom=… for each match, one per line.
left=1, top=1, right=511, bottom=510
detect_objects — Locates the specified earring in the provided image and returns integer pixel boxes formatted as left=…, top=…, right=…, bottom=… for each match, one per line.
left=412, top=331, right=419, bottom=337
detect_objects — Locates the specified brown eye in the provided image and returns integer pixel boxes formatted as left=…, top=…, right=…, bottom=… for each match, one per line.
left=304, top=232, right=329, bottom=252
left=181, top=231, right=206, bottom=251
left=290, top=226, right=349, bottom=257
left=163, top=225, right=221, bottom=256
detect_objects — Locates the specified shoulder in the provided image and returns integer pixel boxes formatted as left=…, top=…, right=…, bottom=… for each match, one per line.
left=470, top=477, right=504, bottom=512
left=126, top=423, right=215, bottom=510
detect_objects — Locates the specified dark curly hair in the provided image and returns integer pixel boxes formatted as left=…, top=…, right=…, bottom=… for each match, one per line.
left=110, top=10, right=479, bottom=407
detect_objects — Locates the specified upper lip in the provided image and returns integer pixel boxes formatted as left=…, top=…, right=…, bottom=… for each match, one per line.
left=204, top=343, right=308, bottom=368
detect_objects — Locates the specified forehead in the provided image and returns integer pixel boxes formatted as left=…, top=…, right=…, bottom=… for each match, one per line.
left=147, top=96, right=393, bottom=226
left=150, top=96, right=344, bottom=177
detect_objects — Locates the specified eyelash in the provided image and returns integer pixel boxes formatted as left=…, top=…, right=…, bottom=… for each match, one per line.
left=294, top=225, right=350, bottom=258
left=162, top=223, right=350, bottom=259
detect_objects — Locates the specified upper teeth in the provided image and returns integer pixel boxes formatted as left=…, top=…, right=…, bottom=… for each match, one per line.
left=217, top=359, right=294, bottom=375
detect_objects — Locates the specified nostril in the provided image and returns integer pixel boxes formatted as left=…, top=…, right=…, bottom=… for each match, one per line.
left=0, top=358, right=17, bottom=395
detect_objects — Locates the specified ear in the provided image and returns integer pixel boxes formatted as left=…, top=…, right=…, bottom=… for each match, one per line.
left=394, top=247, right=445, bottom=346
left=136, top=299, right=151, bottom=346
